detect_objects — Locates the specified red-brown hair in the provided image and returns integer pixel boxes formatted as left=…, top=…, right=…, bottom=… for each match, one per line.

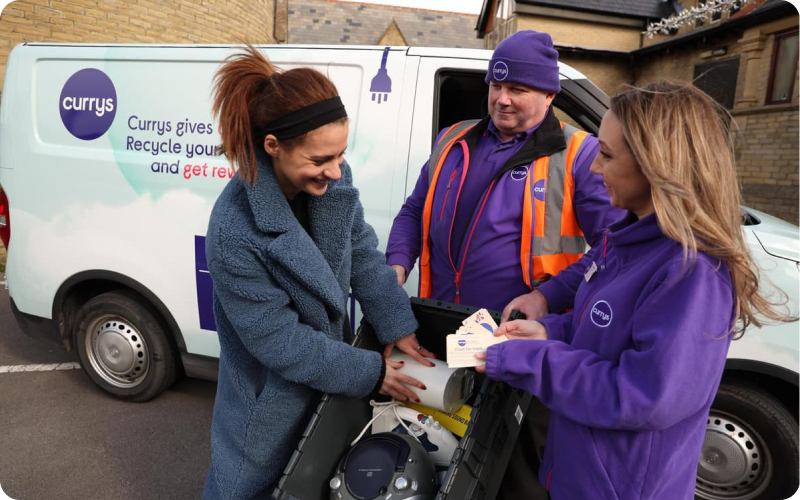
left=212, top=44, right=342, bottom=184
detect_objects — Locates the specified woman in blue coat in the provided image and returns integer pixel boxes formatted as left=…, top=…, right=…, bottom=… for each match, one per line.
left=477, top=82, right=793, bottom=499
left=203, top=45, right=436, bottom=499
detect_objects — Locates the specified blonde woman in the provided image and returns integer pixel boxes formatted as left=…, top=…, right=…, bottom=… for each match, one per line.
left=477, top=81, right=792, bottom=500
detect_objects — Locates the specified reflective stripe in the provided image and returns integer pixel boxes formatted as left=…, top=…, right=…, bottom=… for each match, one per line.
left=525, top=123, right=589, bottom=287
left=421, top=120, right=590, bottom=295
left=428, top=120, right=479, bottom=186
left=420, top=120, right=478, bottom=298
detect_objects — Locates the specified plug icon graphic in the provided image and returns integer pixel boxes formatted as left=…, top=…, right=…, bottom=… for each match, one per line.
left=370, top=47, right=392, bottom=104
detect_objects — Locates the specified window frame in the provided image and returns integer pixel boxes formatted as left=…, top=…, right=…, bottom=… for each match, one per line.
left=765, top=29, right=799, bottom=105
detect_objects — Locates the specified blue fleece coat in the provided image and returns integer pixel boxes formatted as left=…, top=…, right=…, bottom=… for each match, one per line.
left=203, top=153, right=418, bottom=499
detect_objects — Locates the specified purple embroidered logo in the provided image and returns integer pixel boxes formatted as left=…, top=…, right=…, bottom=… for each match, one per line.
left=590, top=300, right=612, bottom=328
left=533, top=179, right=546, bottom=202
left=510, top=166, right=528, bottom=181
left=458, top=340, right=467, bottom=347
left=60, top=68, right=117, bottom=140
left=492, top=61, right=509, bottom=81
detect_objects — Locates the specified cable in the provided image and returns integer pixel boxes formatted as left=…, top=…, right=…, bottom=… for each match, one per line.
left=350, top=400, right=422, bottom=447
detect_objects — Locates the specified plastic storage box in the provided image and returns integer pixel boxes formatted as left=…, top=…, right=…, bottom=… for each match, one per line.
left=274, top=297, right=533, bottom=500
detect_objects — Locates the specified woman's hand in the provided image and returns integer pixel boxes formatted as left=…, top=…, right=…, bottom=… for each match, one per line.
left=501, top=289, right=549, bottom=322
left=475, top=321, right=548, bottom=374
left=382, top=333, right=436, bottom=367
left=379, top=359, right=425, bottom=402
left=495, top=320, right=548, bottom=341
left=475, top=352, right=487, bottom=374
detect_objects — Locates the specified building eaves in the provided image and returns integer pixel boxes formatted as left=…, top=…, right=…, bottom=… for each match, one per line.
left=515, top=0, right=673, bottom=20
left=632, top=0, right=795, bottom=57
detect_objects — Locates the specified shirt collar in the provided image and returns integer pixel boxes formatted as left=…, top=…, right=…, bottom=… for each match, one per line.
left=486, top=108, right=550, bottom=145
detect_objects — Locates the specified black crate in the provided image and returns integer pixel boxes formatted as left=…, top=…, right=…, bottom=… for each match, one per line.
left=274, top=297, right=532, bottom=500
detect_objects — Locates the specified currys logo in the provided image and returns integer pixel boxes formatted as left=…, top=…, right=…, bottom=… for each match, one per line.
left=492, top=61, right=509, bottom=81
left=533, top=179, right=546, bottom=202
left=458, top=340, right=467, bottom=347
left=60, top=68, right=117, bottom=141
left=590, top=300, right=613, bottom=328
left=510, top=166, right=528, bottom=181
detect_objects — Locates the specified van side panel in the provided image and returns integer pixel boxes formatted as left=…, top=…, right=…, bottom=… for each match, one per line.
left=1, top=45, right=410, bottom=358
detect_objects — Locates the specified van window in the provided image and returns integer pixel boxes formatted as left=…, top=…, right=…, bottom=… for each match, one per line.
left=433, top=70, right=489, bottom=145
left=432, top=70, right=600, bottom=147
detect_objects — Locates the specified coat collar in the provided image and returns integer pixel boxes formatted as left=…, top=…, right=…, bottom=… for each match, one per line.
left=244, top=151, right=359, bottom=316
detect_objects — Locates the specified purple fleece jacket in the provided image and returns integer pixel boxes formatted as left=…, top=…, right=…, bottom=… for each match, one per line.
left=486, top=212, right=735, bottom=500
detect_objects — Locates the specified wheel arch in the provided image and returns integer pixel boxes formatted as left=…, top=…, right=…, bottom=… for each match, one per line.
left=52, top=270, right=187, bottom=354
left=722, top=359, right=799, bottom=421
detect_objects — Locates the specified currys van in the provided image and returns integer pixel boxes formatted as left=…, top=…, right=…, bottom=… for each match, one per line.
left=0, top=43, right=797, bottom=500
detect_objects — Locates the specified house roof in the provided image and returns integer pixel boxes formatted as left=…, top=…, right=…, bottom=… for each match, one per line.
left=288, top=0, right=483, bottom=49
left=515, top=0, right=673, bottom=19
left=477, top=0, right=676, bottom=36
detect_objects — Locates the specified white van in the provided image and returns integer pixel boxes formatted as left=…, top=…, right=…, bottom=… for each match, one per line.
left=0, top=43, right=797, bottom=500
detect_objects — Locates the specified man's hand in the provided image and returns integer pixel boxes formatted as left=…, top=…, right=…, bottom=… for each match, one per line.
left=391, top=265, right=407, bottom=286
left=495, top=319, right=548, bottom=341
left=501, top=289, right=549, bottom=322
left=383, top=333, right=436, bottom=367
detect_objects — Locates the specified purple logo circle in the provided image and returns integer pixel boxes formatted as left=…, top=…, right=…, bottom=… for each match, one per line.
left=60, top=68, right=117, bottom=140
left=510, top=166, right=528, bottom=181
left=533, top=179, right=546, bottom=202
left=458, top=340, right=466, bottom=347
left=492, top=61, right=509, bottom=81
left=590, top=300, right=613, bottom=328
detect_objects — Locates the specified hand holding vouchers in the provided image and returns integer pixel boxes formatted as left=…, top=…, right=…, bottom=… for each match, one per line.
left=446, top=309, right=508, bottom=369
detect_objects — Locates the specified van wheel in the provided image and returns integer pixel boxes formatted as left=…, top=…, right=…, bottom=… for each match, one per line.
left=695, top=381, right=798, bottom=500
left=73, top=290, right=177, bottom=402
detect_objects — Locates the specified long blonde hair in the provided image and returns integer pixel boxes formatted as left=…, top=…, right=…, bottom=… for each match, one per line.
left=610, top=81, right=793, bottom=336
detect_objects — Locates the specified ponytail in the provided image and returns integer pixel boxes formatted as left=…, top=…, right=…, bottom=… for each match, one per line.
left=212, top=43, right=276, bottom=185
left=212, top=44, right=343, bottom=185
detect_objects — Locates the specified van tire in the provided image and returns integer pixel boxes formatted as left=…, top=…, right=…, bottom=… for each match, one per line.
left=73, top=290, right=177, bottom=402
left=695, top=381, right=799, bottom=500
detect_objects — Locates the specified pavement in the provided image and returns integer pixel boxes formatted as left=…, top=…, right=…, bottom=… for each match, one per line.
left=0, top=285, right=217, bottom=500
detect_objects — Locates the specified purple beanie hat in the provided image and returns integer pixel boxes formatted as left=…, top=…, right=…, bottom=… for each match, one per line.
left=485, top=30, right=561, bottom=93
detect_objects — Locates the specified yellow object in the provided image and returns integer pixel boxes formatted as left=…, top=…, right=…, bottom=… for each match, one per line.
left=402, top=400, right=473, bottom=437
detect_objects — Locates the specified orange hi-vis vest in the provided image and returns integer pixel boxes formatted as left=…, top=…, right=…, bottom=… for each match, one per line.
left=419, top=119, right=589, bottom=299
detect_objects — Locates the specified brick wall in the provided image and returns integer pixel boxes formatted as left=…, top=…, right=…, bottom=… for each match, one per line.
left=0, top=0, right=276, bottom=97
left=633, top=18, right=800, bottom=225
left=516, top=14, right=643, bottom=52
left=736, top=108, right=799, bottom=223
left=558, top=53, right=630, bottom=96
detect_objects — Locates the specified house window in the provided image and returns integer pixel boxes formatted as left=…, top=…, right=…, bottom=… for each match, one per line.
left=694, top=57, right=740, bottom=109
left=766, top=30, right=799, bottom=105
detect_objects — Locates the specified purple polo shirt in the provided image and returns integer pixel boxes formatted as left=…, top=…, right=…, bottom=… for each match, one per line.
left=387, top=114, right=623, bottom=312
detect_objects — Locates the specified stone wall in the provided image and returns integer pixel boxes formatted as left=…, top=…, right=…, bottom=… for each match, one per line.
left=516, top=14, right=643, bottom=52
left=0, top=0, right=276, bottom=97
left=633, top=17, right=800, bottom=224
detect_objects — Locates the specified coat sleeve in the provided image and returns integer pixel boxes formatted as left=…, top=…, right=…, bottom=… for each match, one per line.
left=385, top=160, right=430, bottom=275
left=385, top=128, right=449, bottom=275
left=571, top=135, right=625, bottom=247
left=208, top=232, right=383, bottom=399
left=348, top=177, right=419, bottom=345
left=536, top=310, right=575, bottom=344
left=486, top=258, right=734, bottom=431
left=537, top=245, right=602, bottom=313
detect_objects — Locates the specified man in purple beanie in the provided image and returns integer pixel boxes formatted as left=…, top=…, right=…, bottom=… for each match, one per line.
left=386, top=30, right=623, bottom=498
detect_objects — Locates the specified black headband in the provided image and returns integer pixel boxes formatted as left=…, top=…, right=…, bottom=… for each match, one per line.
left=261, top=96, right=347, bottom=140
